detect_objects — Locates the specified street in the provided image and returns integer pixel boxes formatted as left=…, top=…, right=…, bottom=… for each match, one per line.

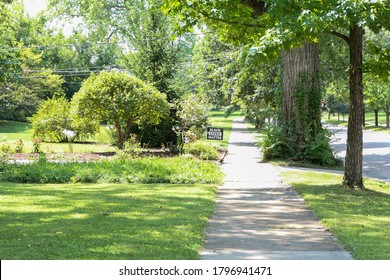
left=328, top=125, right=390, bottom=183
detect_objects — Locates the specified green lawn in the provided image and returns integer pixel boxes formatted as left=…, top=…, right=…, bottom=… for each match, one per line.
left=207, top=110, right=243, bottom=147
left=0, top=121, right=33, bottom=142
left=0, top=182, right=216, bottom=259
left=0, top=121, right=116, bottom=153
left=322, top=111, right=390, bottom=133
left=1, top=111, right=243, bottom=153
left=282, top=171, right=390, bottom=260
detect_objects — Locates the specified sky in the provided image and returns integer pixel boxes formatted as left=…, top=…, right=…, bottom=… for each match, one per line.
left=24, top=0, right=47, bottom=17
left=23, top=0, right=78, bottom=36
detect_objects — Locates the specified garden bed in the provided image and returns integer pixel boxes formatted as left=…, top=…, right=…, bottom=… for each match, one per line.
left=6, top=148, right=228, bottom=163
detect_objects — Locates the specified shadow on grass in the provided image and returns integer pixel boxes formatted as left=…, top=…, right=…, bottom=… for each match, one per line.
left=0, top=121, right=32, bottom=134
left=292, top=181, right=390, bottom=259
left=0, top=183, right=216, bottom=260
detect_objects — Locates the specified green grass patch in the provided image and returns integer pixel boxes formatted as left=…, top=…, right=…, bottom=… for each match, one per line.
left=271, top=159, right=344, bottom=171
left=322, top=111, right=390, bottom=133
left=184, top=140, right=219, bottom=160
left=282, top=171, right=390, bottom=260
left=365, top=111, right=388, bottom=127
left=0, top=157, right=223, bottom=185
left=0, top=121, right=116, bottom=153
left=0, top=182, right=216, bottom=259
left=0, top=121, right=33, bottom=142
left=207, top=110, right=243, bottom=147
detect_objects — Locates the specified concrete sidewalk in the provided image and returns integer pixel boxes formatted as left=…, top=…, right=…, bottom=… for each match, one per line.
left=201, top=119, right=352, bottom=260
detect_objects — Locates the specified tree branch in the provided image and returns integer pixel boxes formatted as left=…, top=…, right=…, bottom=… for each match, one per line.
left=331, top=31, right=350, bottom=44
left=189, top=6, right=262, bottom=28
left=240, top=0, right=267, bottom=17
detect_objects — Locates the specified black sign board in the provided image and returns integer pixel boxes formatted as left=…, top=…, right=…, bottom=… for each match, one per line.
left=207, top=127, right=224, bottom=140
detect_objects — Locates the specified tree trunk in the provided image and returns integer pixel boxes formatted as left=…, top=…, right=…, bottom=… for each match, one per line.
left=115, top=120, right=124, bottom=148
left=386, top=108, right=390, bottom=128
left=343, top=25, right=364, bottom=189
left=363, top=106, right=366, bottom=127
left=374, top=109, right=379, bottom=127
left=282, top=41, right=321, bottom=151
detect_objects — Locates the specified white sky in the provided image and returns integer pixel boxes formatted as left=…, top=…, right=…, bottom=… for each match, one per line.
left=24, top=0, right=47, bottom=17
left=23, top=0, right=79, bottom=36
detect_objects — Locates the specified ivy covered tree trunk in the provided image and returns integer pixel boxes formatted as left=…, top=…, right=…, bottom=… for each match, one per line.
left=343, top=25, right=364, bottom=189
left=282, top=41, right=322, bottom=153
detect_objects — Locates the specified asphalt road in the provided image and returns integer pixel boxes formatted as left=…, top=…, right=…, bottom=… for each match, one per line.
left=328, top=125, right=390, bottom=183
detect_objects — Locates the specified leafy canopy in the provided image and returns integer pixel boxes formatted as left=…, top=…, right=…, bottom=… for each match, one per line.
left=71, top=70, right=170, bottom=146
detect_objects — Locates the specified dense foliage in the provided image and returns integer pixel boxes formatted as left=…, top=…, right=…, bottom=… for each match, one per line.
left=71, top=71, right=170, bottom=148
left=173, top=93, right=212, bottom=151
left=0, top=157, right=223, bottom=184
left=30, top=96, right=97, bottom=142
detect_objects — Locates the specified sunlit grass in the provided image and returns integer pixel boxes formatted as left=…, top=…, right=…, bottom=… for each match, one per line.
left=322, top=111, right=390, bottom=133
left=0, top=182, right=217, bottom=260
left=207, top=110, right=243, bottom=147
left=282, top=171, right=390, bottom=260
left=0, top=121, right=116, bottom=153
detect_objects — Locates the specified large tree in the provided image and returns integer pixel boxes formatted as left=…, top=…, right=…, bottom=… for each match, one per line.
left=166, top=0, right=329, bottom=165
left=166, top=0, right=389, bottom=189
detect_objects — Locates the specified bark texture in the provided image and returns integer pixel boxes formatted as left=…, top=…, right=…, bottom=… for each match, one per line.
left=282, top=41, right=321, bottom=149
left=343, top=25, right=364, bottom=189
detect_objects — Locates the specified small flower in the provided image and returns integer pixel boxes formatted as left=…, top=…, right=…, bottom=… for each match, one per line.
left=62, top=129, right=76, bottom=138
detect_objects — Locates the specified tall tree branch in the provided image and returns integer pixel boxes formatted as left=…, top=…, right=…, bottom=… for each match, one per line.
left=331, top=31, right=350, bottom=44
left=189, top=5, right=262, bottom=28
left=240, top=0, right=267, bottom=17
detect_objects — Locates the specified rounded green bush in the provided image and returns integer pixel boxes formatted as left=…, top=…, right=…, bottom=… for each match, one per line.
left=183, top=140, right=219, bottom=160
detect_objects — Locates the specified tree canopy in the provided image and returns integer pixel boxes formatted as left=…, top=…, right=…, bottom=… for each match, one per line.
left=71, top=71, right=170, bottom=147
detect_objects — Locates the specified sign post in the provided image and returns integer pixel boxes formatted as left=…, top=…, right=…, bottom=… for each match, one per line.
left=207, top=127, right=224, bottom=140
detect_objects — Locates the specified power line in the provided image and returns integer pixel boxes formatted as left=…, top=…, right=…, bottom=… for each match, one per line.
left=0, top=41, right=129, bottom=51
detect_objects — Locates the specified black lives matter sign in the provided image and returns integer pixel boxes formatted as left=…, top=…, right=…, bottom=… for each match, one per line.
left=207, top=127, right=224, bottom=140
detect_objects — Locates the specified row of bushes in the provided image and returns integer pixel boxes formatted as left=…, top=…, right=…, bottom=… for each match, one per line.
left=0, top=156, right=223, bottom=185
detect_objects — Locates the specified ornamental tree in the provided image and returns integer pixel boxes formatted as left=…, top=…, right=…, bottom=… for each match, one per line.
left=30, top=96, right=96, bottom=142
left=71, top=71, right=170, bottom=148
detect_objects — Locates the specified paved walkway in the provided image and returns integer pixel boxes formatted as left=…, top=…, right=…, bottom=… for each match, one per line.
left=201, top=119, right=352, bottom=260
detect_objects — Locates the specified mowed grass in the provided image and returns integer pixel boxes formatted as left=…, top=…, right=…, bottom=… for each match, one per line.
left=0, top=121, right=116, bottom=153
left=282, top=171, right=390, bottom=260
left=0, top=121, right=33, bottom=141
left=323, top=111, right=390, bottom=133
left=0, top=182, right=217, bottom=259
left=207, top=110, right=243, bottom=147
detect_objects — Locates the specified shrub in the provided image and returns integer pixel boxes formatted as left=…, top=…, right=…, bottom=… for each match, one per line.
left=173, top=94, right=212, bottom=152
left=261, top=124, right=338, bottom=166
left=30, top=97, right=98, bottom=142
left=0, top=144, right=12, bottom=154
left=71, top=71, right=170, bottom=148
left=14, top=139, right=24, bottom=153
left=184, top=140, right=219, bottom=160
left=115, top=134, right=143, bottom=159
left=32, top=138, right=42, bottom=153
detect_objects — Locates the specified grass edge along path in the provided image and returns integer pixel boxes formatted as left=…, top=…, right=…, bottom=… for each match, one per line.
left=207, top=110, right=243, bottom=147
left=282, top=171, right=390, bottom=260
left=0, top=182, right=217, bottom=260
